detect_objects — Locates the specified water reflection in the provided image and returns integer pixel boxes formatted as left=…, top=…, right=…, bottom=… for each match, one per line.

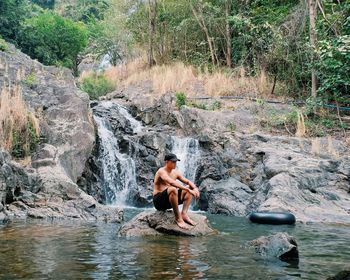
left=133, top=237, right=208, bottom=280
left=0, top=215, right=349, bottom=280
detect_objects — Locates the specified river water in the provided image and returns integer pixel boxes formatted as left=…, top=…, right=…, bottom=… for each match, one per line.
left=0, top=209, right=349, bottom=280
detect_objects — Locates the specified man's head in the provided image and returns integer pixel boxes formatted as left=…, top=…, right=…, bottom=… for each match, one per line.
left=164, top=153, right=180, bottom=170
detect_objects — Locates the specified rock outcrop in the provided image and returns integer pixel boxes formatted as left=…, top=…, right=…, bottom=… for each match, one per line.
left=118, top=210, right=216, bottom=237
left=0, top=45, right=122, bottom=222
left=248, top=232, right=299, bottom=262
left=89, top=89, right=350, bottom=224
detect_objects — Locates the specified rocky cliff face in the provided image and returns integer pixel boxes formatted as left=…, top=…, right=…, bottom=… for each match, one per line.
left=81, top=88, right=350, bottom=224
left=0, top=45, right=122, bottom=222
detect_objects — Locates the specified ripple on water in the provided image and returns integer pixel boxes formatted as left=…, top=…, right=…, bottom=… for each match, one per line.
left=0, top=213, right=349, bottom=280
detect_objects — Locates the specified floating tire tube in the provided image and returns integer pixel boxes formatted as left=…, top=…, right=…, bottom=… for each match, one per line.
left=249, top=212, right=296, bottom=225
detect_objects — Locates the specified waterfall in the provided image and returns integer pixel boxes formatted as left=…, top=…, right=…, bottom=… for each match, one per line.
left=171, top=136, right=200, bottom=183
left=94, top=103, right=142, bottom=206
left=98, top=54, right=112, bottom=70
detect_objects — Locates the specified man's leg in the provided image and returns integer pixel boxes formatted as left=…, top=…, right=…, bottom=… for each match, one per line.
left=167, top=187, right=191, bottom=229
left=180, top=191, right=197, bottom=226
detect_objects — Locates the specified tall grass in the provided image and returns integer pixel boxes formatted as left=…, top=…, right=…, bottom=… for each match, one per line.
left=0, top=83, right=40, bottom=159
left=80, top=60, right=279, bottom=98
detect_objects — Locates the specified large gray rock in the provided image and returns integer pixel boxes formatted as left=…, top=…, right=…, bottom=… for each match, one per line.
left=85, top=93, right=350, bottom=224
left=0, top=45, right=122, bottom=222
left=118, top=210, right=216, bottom=237
left=198, top=177, right=253, bottom=215
left=326, top=270, right=350, bottom=280
left=248, top=232, right=299, bottom=262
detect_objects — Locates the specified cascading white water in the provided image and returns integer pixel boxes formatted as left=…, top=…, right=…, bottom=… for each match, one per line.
left=94, top=103, right=142, bottom=206
left=171, top=136, right=200, bottom=183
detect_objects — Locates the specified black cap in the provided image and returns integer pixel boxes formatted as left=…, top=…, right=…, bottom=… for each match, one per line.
left=164, top=153, right=180, bottom=162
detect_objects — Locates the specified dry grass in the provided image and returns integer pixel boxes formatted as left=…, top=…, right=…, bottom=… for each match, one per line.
left=295, top=111, right=306, bottom=137
left=311, top=138, right=321, bottom=156
left=80, top=59, right=279, bottom=98
left=311, top=136, right=340, bottom=158
left=327, top=136, right=339, bottom=158
left=0, top=82, right=40, bottom=157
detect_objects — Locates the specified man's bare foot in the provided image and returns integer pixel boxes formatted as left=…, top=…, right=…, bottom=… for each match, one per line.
left=175, top=219, right=192, bottom=230
left=181, top=214, right=197, bottom=226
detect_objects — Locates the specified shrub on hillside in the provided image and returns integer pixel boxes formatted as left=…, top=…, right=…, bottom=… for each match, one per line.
left=80, top=72, right=115, bottom=100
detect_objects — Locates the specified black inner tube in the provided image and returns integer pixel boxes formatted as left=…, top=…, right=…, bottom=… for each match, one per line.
left=249, top=212, right=296, bottom=225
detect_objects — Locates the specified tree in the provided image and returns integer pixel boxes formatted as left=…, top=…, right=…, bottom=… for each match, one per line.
left=31, top=0, right=55, bottom=9
left=86, top=0, right=135, bottom=66
left=148, top=0, right=157, bottom=67
left=18, top=12, right=88, bottom=76
left=308, top=0, right=317, bottom=98
left=224, top=0, right=232, bottom=68
left=0, top=0, right=29, bottom=43
left=190, top=0, right=217, bottom=65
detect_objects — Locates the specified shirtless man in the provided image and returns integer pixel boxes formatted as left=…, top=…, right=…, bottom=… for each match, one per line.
left=153, top=153, right=200, bottom=229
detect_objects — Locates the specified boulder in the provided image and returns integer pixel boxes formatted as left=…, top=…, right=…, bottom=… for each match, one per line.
left=118, top=210, right=216, bottom=237
left=198, top=177, right=252, bottom=215
left=326, top=270, right=350, bottom=280
left=248, top=232, right=299, bottom=262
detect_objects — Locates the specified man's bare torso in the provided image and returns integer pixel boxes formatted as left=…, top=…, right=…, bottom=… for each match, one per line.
left=153, top=167, right=179, bottom=195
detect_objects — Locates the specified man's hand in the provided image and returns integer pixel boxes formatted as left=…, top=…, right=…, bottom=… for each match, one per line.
left=187, top=186, right=200, bottom=199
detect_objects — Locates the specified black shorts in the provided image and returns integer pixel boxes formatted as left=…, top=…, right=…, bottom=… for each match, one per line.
left=153, top=188, right=183, bottom=211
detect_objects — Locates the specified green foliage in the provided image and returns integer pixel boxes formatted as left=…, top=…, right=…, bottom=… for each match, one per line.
left=175, top=92, right=187, bottom=108
left=188, top=100, right=222, bottom=111
left=262, top=106, right=345, bottom=137
left=0, top=37, right=9, bottom=52
left=11, top=119, right=40, bottom=159
left=23, top=72, right=38, bottom=88
left=305, top=96, right=324, bottom=115
left=61, top=0, right=109, bottom=23
left=31, top=0, right=55, bottom=9
left=227, top=121, right=236, bottom=132
left=80, top=72, right=115, bottom=100
left=0, top=0, right=29, bottom=43
left=18, top=11, right=88, bottom=74
left=316, top=35, right=350, bottom=103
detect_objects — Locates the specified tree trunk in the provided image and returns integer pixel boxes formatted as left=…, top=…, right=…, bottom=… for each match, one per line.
left=148, top=0, right=157, bottom=68
left=190, top=2, right=216, bottom=65
left=225, top=0, right=232, bottom=68
left=309, top=0, right=317, bottom=98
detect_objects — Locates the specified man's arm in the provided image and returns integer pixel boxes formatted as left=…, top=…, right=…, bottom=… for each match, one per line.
left=176, top=172, right=198, bottom=190
left=159, top=169, right=192, bottom=193
left=176, top=171, right=200, bottom=198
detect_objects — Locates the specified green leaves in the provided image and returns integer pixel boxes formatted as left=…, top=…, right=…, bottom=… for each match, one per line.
left=79, top=72, right=115, bottom=100
left=316, top=35, right=350, bottom=102
left=18, top=11, right=88, bottom=72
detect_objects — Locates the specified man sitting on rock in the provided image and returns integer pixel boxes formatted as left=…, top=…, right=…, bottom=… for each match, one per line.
left=153, top=153, right=200, bottom=229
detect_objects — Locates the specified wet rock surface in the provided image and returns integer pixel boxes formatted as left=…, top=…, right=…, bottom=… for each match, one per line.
left=118, top=210, right=216, bottom=237
left=248, top=232, right=299, bottom=262
left=326, top=270, right=350, bottom=280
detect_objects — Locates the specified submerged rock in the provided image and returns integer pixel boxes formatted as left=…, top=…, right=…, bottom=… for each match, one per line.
left=248, top=232, right=299, bottom=262
left=118, top=210, right=216, bottom=237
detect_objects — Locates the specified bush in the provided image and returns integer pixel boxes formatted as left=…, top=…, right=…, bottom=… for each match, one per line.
left=80, top=72, right=115, bottom=100
left=18, top=11, right=88, bottom=75
left=0, top=0, right=29, bottom=43
left=11, top=118, right=40, bottom=158
left=0, top=37, right=9, bottom=52
left=175, top=92, right=187, bottom=109
left=23, top=72, right=38, bottom=88
left=316, top=35, right=350, bottom=105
